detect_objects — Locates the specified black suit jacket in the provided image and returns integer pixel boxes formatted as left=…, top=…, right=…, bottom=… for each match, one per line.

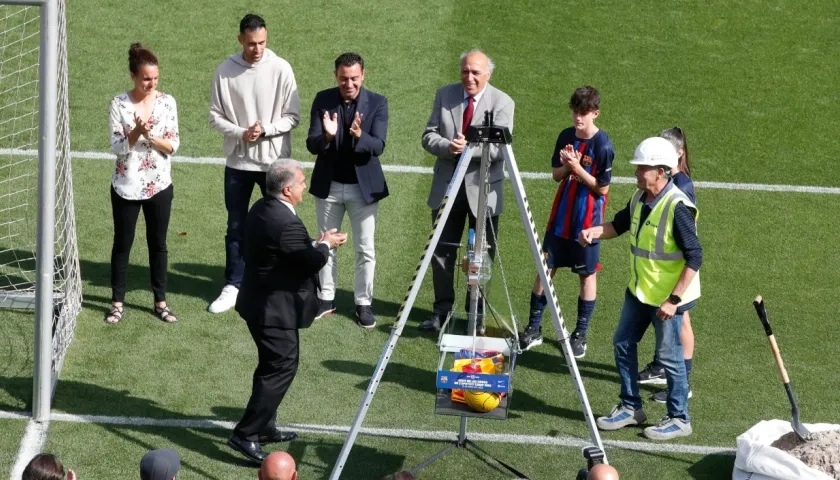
left=306, top=87, right=389, bottom=205
left=235, top=196, right=330, bottom=330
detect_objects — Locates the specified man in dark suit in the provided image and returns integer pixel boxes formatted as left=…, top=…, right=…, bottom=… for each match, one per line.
left=419, top=49, right=515, bottom=332
left=228, top=159, right=347, bottom=463
left=306, top=52, right=388, bottom=329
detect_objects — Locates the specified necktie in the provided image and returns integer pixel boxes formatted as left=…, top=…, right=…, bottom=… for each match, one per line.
left=462, top=96, right=474, bottom=134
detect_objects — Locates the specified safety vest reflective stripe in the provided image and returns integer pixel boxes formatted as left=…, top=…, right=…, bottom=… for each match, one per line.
left=627, top=183, right=700, bottom=306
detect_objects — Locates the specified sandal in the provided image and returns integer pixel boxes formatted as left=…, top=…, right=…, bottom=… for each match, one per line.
left=104, top=304, right=124, bottom=324
left=154, top=304, right=177, bottom=323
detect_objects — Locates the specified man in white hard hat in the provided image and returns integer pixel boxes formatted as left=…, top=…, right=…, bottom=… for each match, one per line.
left=579, top=137, right=703, bottom=441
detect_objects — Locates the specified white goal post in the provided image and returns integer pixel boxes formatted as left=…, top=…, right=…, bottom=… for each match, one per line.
left=0, top=0, right=81, bottom=422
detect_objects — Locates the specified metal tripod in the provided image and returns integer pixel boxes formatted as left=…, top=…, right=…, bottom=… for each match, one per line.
left=328, top=116, right=606, bottom=479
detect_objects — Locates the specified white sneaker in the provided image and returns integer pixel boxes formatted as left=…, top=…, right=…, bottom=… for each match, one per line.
left=209, top=285, right=238, bottom=313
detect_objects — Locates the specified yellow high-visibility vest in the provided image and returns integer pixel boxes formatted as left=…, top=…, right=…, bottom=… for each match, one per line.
left=628, top=184, right=701, bottom=307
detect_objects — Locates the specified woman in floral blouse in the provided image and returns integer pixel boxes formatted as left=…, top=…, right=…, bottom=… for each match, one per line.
left=106, top=43, right=180, bottom=324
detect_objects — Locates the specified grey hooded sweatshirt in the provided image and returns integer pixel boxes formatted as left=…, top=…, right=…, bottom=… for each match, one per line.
left=209, top=48, right=300, bottom=171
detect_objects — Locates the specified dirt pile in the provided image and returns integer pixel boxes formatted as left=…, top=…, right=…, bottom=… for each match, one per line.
left=772, top=429, right=840, bottom=479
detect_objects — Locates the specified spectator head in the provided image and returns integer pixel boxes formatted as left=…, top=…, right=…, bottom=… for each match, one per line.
left=22, top=453, right=71, bottom=480
left=258, top=451, right=297, bottom=480
left=588, top=463, right=620, bottom=480
left=140, top=448, right=181, bottom=480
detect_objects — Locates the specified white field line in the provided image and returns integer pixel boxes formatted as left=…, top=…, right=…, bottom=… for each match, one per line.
left=2, top=147, right=840, bottom=195
left=10, top=419, right=49, bottom=480
left=0, top=410, right=734, bottom=457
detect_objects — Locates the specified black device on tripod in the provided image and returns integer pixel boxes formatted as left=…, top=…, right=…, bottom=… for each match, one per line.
left=576, top=446, right=606, bottom=480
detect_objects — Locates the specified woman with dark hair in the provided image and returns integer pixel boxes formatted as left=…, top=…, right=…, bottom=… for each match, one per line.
left=105, top=43, right=180, bottom=324
left=637, top=127, right=698, bottom=404
left=22, top=453, right=76, bottom=480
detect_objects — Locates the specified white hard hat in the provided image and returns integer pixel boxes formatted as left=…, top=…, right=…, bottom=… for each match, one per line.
left=629, top=137, right=678, bottom=169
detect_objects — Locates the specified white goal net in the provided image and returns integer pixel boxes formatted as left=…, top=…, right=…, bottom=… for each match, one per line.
left=0, top=0, right=81, bottom=417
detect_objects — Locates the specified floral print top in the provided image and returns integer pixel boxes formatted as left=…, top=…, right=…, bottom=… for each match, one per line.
left=109, top=91, right=180, bottom=200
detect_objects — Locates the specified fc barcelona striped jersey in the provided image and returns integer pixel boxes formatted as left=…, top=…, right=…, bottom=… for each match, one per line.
left=547, top=128, right=614, bottom=241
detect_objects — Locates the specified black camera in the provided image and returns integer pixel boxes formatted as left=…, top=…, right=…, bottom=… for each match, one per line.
left=575, top=446, right=605, bottom=480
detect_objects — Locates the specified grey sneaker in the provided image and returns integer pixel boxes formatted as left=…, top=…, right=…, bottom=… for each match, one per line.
left=355, top=305, right=376, bottom=329
left=638, top=361, right=667, bottom=385
left=569, top=330, right=587, bottom=359
left=596, top=404, right=647, bottom=431
left=643, top=416, right=692, bottom=440
left=314, top=299, right=336, bottom=320
left=652, top=387, right=693, bottom=404
left=519, top=325, right=543, bottom=351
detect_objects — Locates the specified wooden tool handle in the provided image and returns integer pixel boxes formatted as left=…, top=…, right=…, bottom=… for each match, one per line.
left=753, top=296, right=791, bottom=384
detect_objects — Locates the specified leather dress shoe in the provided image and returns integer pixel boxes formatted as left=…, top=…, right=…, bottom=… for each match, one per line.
left=418, top=315, right=442, bottom=332
left=258, top=429, right=298, bottom=444
left=227, top=434, right=266, bottom=463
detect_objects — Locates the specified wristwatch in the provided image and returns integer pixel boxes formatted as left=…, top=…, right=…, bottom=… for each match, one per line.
left=667, top=294, right=682, bottom=305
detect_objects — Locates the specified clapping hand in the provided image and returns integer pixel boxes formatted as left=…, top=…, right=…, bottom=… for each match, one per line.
left=560, top=144, right=581, bottom=171
left=243, top=121, right=262, bottom=142
left=349, top=112, right=364, bottom=139
left=322, top=111, right=338, bottom=138
left=134, top=114, right=151, bottom=138
left=318, top=228, right=348, bottom=249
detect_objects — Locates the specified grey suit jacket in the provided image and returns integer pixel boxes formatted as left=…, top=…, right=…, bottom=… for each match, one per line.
left=421, top=82, right=515, bottom=216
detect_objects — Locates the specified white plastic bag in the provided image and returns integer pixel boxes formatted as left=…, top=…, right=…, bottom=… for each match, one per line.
left=733, top=419, right=840, bottom=480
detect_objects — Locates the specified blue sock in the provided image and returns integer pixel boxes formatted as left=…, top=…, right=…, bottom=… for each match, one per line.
left=685, top=358, right=693, bottom=383
left=528, top=292, right=547, bottom=330
left=575, top=297, right=596, bottom=335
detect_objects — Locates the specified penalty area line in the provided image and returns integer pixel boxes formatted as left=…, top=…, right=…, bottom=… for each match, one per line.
left=0, top=410, right=734, bottom=457
left=10, top=419, right=50, bottom=480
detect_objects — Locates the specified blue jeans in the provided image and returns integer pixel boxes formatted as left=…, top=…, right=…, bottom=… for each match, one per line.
left=224, top=167, right=266, bottom=288
left=614, top=289, right=689, bottom=422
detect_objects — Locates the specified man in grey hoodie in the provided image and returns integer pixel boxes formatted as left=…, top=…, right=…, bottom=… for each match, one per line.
left=209, top=13, right=301, bottom=313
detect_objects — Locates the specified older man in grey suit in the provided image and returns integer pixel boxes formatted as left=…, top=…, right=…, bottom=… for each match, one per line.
left=419, top=49, right=515, bottom=332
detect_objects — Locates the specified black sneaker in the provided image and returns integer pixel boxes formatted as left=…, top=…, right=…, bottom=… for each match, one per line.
left=638, top=361, right=667, bottom=385
left=569, top=330, right=587, bottom=359
left=355, top=305, right=376, bottom=329
left=519, top=325, right=543, bottom=351
left=653, top=387, right=693, bottom=404
left=315, top=299, right=336, bottom=320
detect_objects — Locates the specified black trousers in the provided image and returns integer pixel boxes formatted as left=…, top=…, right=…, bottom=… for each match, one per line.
left=233, top=324, right=300, bottom=441
left=110, top=184, right=174, bottom=303
left=430, top=185, right=499, bottom=316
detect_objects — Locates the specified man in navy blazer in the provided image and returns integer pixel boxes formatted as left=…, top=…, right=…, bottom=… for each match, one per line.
left=228, top=159, right=347, bottom=463
left=306, top=52, right=389, bottom=329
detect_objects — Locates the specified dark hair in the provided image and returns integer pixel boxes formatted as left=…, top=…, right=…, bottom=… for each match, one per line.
left=659, top=127, right=691, bottom=177
left=22, top=453, right=65, bottom=480
left=334, top=52, right=364, bottom=71
left=569, top=85, right=600, bottom=114
left=128, top=43, right=158, bottom=75
left=239, top=14, right=266, bottom=34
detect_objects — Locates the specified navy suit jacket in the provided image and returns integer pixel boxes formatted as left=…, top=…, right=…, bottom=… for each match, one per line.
left=306, top=87, right=389, bottom=204
left=235, top=196, right=329, bottom=330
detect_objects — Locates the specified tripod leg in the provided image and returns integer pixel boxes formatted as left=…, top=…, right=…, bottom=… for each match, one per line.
left=329, top=146, right=476, bottom=480
left=501, top=144, right=608, bottom=461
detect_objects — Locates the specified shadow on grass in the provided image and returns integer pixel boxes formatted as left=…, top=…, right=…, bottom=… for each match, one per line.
left=0, top=377, right=278, bottom=478
left=77, top=256, right=226, bottom=307
left=687, top=453, right=736, bottom=479
left=322, top=359, right=588, bottom=422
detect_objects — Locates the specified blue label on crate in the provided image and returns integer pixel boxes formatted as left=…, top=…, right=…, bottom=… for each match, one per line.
left=436, top=371, right=509, bottom=393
